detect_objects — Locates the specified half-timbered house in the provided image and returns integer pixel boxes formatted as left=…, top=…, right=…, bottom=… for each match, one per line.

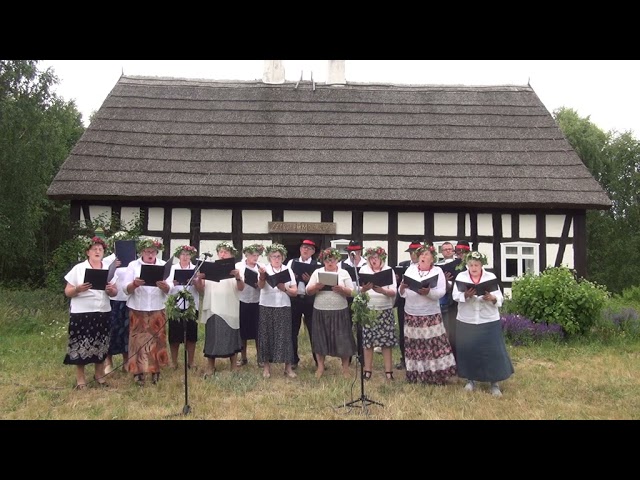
left=47, top=60, right=611, bottom=293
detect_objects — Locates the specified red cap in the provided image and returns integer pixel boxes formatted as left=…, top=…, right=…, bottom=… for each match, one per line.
left=405, top=240, right=422, bottom=252
left=346, top=240, right=363, bottom=251
left=300, top=239, right=317, bottom=249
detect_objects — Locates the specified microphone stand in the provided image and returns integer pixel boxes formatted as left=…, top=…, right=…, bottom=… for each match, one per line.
left=176, top=258, right=206, bottom=416
left=340, top=252, right=383, bottom=412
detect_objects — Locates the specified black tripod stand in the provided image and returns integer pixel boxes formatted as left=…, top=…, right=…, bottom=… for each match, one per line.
left=340, top=252, right=383, bottom=411
left=175, top=260, right=205, bottom=416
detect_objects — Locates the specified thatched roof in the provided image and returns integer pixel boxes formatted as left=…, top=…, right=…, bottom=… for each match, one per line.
left=47, top=75, right=612, bottom=210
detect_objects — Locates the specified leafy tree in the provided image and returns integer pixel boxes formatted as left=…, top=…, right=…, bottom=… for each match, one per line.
left=0, top=60, right=84, bottom=286
left=555, top=107, right=640, bottom=293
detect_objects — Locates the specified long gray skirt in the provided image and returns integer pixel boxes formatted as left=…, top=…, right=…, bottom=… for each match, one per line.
left=311, top=307, right=357, bottom=358
left=257, top=305, right=294, bottom=364
left=456, top=319, right=514, bottom=383
left=203, top=314, right=242, bottom=359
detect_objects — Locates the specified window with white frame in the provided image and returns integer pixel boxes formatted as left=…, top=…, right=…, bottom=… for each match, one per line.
left=331, top=239, right=351, bottom=260
left=433, top=240, right=457, bottom=263
left=501, top=242, right=539, bottom=281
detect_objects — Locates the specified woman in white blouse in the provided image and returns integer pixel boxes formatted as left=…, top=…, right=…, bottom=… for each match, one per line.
left=63, top=236, right=118, bottom=390
left=256, top=243, right=297, bottom=379
left=358, top=246, right=397, bottom=381
left=306, top=247, right=356, bottom=379
left=398, top=242, right=457, bottom=385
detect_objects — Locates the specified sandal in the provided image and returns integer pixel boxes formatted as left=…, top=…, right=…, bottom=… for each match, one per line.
left=385, top=371, right=394, bottom=381
left=151, top=372, right=160, bottom=385
left=203, top=368, right=216, bottom=380
left=134, top=374, right=145, bottom=387
left=363, top=370, right=372, bottom=381
left=73, top=383, right=87, bottom=390
left=93, top=375, right=109, bottom=387
left=236, top=358, right=248, bottom=367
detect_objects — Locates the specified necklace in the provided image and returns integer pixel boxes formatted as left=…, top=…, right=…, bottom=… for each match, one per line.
left=470, top=274, right=482, bottom=285
left=418, top=266, right=432, bottom=277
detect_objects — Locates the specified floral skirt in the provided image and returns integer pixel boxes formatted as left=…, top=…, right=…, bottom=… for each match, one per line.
left=257, top=306, right=293, bottom=364
left=404, top=312, right=457, bottom=385
left=63, top=311, right=110, bottom=365
left=127, top=309, right=169, bottom=374
left=362, top=308, right=397, bottom=348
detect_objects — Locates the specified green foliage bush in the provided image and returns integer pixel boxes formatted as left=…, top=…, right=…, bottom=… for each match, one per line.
left=509, top=266, right=610, bottom=336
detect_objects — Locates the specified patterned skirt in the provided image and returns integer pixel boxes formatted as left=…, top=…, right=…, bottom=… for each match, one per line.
left=108, top=300, right=129, bottom=356
left=362, top=308, right=397, bottom=349
left=456, top=320, right=514, bottom=383
left=239, top=301, right=259, bottom=340
left=404, top=312, right=457, bottom=385
left=257, top=306, right=294, bottom=364
left=63, top=311, right=110, bottom=365
left=311, top=307, right=357, bottom=358
left=203, top=314, right=242, bottom=359
left=127, top=309, right=170, bottom=374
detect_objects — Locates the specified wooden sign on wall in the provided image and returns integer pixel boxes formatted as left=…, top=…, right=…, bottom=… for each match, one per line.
left=268, top=222, right=337, bottom=234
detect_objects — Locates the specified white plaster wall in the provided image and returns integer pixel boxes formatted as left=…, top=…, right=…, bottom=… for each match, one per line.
left=334, top=211, right=352, bottom=235
left=465, top=213, right=471, bottom=236
left=546, top=244, right=575, bottom=269
left=89, top=205, right=111, bottom=223
left=398, top=212, right=424, bottom=235
left=201, top=209, right=232, bottom=233
left=546, top=215, right=572, bottom=238
left=478, top=213, right=493, bottom=236
left=519, top=214, right=537, bottom=238
left=433, top=213, right=457, bottom=237
left=397, top=241, right=413, bottom=264
left=502, top=214, right=512, bottom=238
left=148, top=207, right=164, bottom=231
left=363, top=211, right=388, bottom=234
left=243, top=210, right=272, bottom=234
left=284, top=210, right=321, bottom=222
left=120, top=207, right=140, bottom=228
left=477, top=243, right=495, bottom=269
left=171, top=208, right=191, bottom=233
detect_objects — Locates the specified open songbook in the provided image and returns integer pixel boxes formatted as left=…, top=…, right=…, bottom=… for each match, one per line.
left=196, top=257, right=236, bottom=282
left=83, top=268, right=108, bottom=291
left=318, top=271, right=339, bottom=291
left=358, top=268, right=394, bottom=288
left=266, top=269, right=292, bottom=288
left=290, top=261, right=321, bottom=283
left=455, top=278, right=500, bottom=296
left=140, top=264, right=165, bottom=286
left=243, top=268, right=259, bottom=289
left=173, top=269, right=195, bottom=286
left=402, top=273, right=439, bottom=293
left=114, top=240, right=137, bottom=266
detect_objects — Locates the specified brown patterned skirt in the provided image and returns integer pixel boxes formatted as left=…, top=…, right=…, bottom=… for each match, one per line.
left=127, top=309, right=169, bottom=374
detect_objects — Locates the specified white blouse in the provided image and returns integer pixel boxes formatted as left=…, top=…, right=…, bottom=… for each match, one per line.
left=64, top=260, right=114, bottom=314
left=123, top=257, right=169, bottom=312
left=307, top=267, right=354, bottom=311
left=169, top=261, right=200, bottom=311
left=452, top=269, right=503, bottom=325
left=400, top=264, right=446, bottom=316
left=358, top=264, right=396, bottom=310
left=259, top=264, right=296, bottom=308
left=237, top=260, right=262, bottom=304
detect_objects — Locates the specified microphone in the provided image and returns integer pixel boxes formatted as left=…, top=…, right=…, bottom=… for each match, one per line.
left=202, top=252, right=213, bottom=259
left=349, top=251, right=356, bottom=258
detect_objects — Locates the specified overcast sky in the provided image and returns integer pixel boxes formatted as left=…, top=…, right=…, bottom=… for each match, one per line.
left=39, top=60, right=640, bottom=136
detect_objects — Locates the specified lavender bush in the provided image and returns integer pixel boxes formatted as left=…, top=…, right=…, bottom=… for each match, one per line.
left=592, top=307, right=640, bottom=341
left=501, top=314, right=565, bottom=345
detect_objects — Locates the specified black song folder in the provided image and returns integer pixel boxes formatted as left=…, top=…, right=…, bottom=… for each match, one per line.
left=358, top=268, right=394, bottom=287
left=243, top=268, right=259, bottom=289
left=174, top=269, right=195, bottom=286
left=114, top=240, right=137, bottom=266
left=455, top=278, right=500, bottom=296
left=290, top=261, right=320, bottom=283
left=83, top=268, right=108, bottom=291
left=266, top=269, right=292, bottom=289
left=140, top=264, right=165, bottom=286
left=402, top=273, right=439, bottom=293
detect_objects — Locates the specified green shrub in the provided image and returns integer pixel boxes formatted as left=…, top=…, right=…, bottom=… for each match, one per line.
left=509, top=266, right=609, bottom=337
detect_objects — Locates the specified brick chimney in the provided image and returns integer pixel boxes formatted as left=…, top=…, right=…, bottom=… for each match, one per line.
left=326, top=60, right=346, bottom=85
left=262, top=60, right=285, bottom=84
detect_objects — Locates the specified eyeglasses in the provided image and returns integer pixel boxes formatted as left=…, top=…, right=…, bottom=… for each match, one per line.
left=441, top=247, right=453, bottom=251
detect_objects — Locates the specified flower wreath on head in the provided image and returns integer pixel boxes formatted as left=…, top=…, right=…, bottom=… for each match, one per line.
left=318, top=247, right=341, bottom=262
left=265, top=243, right=287, bottom=259
left=242, top=243, right=265, bottom=255
left=83, top=236, right=107, bottom=251
left=415, top=242, right=437, bottom=258
left=216, top=241, right=238, bottom=256
left=463, top=251, right=488, bottom=266
left=363, top=246, right=388, bottom=263
left=174, top=245, right=198, bottom=258
left=137, top=238, right=164, bottom=252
